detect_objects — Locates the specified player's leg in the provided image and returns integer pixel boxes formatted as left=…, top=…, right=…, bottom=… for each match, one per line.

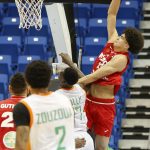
left=86, top=95, right=116, bottom=150
left=95, top=135, right=109, bottom=150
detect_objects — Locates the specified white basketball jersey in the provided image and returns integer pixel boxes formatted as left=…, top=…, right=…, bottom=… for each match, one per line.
left=56, top=84, right=87, bottom=132
left=21, top=92, right=75, bottom=150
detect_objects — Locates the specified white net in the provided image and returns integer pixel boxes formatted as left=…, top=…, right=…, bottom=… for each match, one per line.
left=15, top=0, right=44, bottom=30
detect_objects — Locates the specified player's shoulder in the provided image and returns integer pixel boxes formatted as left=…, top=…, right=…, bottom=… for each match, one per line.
left=113, top=54, right=128, bottom=62
left=0, top=98, right=12, bottom=104
left=53, top=91, right=68, bottom=99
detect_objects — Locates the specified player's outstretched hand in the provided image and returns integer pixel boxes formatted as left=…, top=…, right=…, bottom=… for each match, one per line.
left=59, top=53, right=73, bottom=67
left=75, top=138, right=86, bottom=149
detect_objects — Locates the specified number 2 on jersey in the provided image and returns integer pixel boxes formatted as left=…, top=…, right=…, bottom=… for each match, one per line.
left=1, top=112, right=14, bottom=127
left=55, top=126, right=66, bottom=150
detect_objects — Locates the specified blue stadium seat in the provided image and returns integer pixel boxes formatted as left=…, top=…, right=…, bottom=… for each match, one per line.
left=0, top=4, right=4, bottom=19
left=17, top=55, right=40, bottom=72
left=0, top=36, right=21, bottom=48
left=118, top=1, right=139, bottom=20
left=92, top=1, right=139, bottom=20
left=88, top=18, right=107, bottom=37
left=25, top=36, right=47, bottom=47
left=81, top=56, right=96, bottom=75
left=76, top=37, right=84, bottom=48
left=0, top=55, right=12, bottom=74
left=24, top=36, right=48, bottom=59
left=2, top=17, right=23, bottom=36
left=74, top=3, right=91, bottom=18
left=27, top=25, right=50, bottom=37
left=0, top=83, right=5, bottom=95
left=24, top=45, right=46, bottom=59
left=0, top=74, right=9, bottom=98
left=84, top=37, right=107, bottom=56
left=7, top=4, right=19, bottom=17
left=42, top=18, right=49, bottom=26
left=117, top=19, right=135, bottom=34
left=92, top=4, right=108, bottom=18
left=89, top=18, right=135, bottom=37
left=0, top=74, right=9, bottom=84
left=42, top=6, right=47, bottom=17
left=74, top=18, right=87, bottom=37
left=0, top=94, right=4, bottom=101
left=0, top=45, right=19, bottom=63
left=2, top=17, right=20, bottom=25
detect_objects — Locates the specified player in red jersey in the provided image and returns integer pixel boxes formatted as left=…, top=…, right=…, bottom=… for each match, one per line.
left=60, top=0, right=144, bottom=149
left=0, top=73, right=28, bottom=150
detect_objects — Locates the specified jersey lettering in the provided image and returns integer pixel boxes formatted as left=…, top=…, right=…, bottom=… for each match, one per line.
left=36, top=108, right=73, bottom=124
left=1, top=112, right=14, bottom=128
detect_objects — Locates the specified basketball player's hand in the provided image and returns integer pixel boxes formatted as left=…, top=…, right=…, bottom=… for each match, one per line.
left=59, top=53, right=74, bottom=67
left=75, top=138, right=86, bottom=149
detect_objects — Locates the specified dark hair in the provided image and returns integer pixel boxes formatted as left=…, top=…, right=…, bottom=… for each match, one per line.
left=10, top=73, right=27, bottom=95
left=63, top=68, right=79, bottom=86
left=25, top=60, right=52, bottom=88
left=123, top=27, right=144, bottom=54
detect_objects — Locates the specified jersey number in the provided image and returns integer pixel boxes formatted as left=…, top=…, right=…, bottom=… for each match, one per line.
left=1, top=112, right=14, bottom=127
left=55, top=126, right=66, bottom=150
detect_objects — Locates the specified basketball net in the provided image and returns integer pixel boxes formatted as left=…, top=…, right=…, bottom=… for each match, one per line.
left=15, top=0, right=44, bottom=30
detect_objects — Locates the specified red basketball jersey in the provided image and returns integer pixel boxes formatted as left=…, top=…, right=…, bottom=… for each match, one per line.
left=92, top=43, right=129, bottom=95
left=0, top=96, right=24, bottom=150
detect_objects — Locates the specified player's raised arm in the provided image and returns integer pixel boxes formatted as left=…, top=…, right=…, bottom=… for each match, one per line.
left=107, top=0, right=121, bottom=42
left=59, top=53, right=85, bottom=78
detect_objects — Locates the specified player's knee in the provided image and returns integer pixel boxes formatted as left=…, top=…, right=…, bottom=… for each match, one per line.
left=95, top=140, right=108, bottom=150
left=95, top=145, right=107, bottom=150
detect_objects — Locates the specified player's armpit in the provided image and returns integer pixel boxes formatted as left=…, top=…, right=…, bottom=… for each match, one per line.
left=15, top=126, right=30, bottom=150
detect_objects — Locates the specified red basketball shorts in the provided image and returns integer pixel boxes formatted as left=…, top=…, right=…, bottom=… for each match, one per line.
left=85, top=95, right=116, bottom=137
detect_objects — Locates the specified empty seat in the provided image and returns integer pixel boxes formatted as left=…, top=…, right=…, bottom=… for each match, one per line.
left=0, top=55, right=12, bottom=74
left=7, top=4, right=19, bottom=17
left=74, top=18, right=87, bottom=37
left=0, top=36, right=21, bottom=48
left=0, top=83, right=5, bottom=94
left=84, top=37, right=107, bottom=56
left=74, top=3, right=91, bottom=18
left=81, top=56, right=96, bottom=75
left=25, top=36, right=47, bottom=47
left=92, top=1, right=139, bottom=20
left=27, top=25, right=50, bottom=37
left=41, top=6, right=47, bottom=17
left=88, top=18, right=107, bottom=37
left=0, top=45, right=19, bottom=63
left=0, top=74, right=9, bottom=84
left=2, top=17, right=23, bottom=36
left=24, top=45, right=45, bottom=59
left=24, top=36, right=48, bottom=59
left=89, top=18, right=135, bottom=37
left=92, top=4, right=108, bottom=18
left=0, top=93, right=4, bottom=100
left=17, top=55, right=40, bottom=72
left=118, top=1, right=139, bottom=20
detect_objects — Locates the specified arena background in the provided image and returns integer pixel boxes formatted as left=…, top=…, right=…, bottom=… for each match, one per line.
left=0, top=0, right=150, bottom=149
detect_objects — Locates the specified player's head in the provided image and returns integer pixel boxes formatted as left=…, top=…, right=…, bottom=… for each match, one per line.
left=59, top=67, right=79, bottom=88
left=9, top=73, right=28, bottom=96
left=114, top=27, right=144, bottom=54
left=25, top=60, right=52, bottom=90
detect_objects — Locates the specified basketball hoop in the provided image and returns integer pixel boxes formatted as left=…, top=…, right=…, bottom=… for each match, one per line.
left=15, top=0, right=44, bottom=30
